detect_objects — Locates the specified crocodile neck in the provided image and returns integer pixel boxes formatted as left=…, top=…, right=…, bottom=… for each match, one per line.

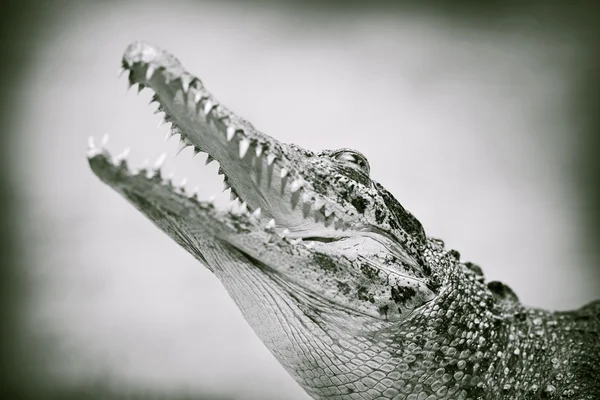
left=206, top=238, right=598, bottom=400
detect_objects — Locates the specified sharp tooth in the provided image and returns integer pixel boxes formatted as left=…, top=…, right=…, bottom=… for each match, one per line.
left=157, top=119, right=166, bottom=128
left=145, top=65, right=156, bottom=80
left=239, top=139, right=250, bottom=159
left=194, top=91, right=204, bottom=103
left=251, top=208, right=262, bottom=219
left=87, top=136, right=95, bottom=149
left=222, top=181, right=230, bottom=191
left=164, top=130, right=175, bottom=142
left=266, top=219, right=276, bottom=229
left=87, top=147, right=102, bottom=157
left=154, top=153, right=167, bottom=169
left=203, top=100, right=213, bottom=115
left=226, top=126, right=236, bottom=142
left=101, top=134, right=109, bottom=147
left=240, top=202, right=248, bottom=213
left=146, top=169, right=156, bottom=179
left=267, top=153, right=276, bottom=166
left=205, top=155, right=215, bottom=165
left=116, top=147, right=131, bottom=161
left=280, top=168, right=288, bottom=179
left=290, top=179, right=303, bottom=193
left=281, top=228, right=290, bottom=237
left=181, top=76, right=190, bottom=93
left=255, top=146, right=263, bottom=157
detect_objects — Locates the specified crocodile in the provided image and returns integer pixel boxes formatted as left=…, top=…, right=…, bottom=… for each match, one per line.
left=87, top=42, right=599, bottom=400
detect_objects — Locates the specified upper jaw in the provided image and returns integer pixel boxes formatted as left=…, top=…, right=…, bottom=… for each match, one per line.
left=120, top=41, right=364, bottom=239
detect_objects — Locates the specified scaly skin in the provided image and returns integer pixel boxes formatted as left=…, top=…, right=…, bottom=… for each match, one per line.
left=88, top=42, right=599, bottom=400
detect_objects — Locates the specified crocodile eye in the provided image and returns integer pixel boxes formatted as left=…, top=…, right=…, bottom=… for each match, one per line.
left=332, top=150, right=370, bottom=175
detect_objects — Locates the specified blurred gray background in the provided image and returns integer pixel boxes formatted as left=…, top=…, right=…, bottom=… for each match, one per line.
left=1, top=1, right=599, bottom=399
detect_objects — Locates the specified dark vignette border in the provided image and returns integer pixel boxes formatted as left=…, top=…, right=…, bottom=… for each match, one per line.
left=0, top=1, right=598, bottom=399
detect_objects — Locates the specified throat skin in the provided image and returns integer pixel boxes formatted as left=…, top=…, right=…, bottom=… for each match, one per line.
left=88, top=42, right=600, bottom=400
left=215, top=242, right=600, bottom=400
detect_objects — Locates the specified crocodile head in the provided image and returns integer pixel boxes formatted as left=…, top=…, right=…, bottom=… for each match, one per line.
left=88, top=42, right=446, bottom=397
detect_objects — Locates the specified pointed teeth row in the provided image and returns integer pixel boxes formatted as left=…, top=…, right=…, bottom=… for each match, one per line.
left=120, top=66, right=350, bottom=234
left=135, top=75, right=282, bottom=177
left=218, top=203, right=319, bottom=242
left=125, top=63, right=268, bottom=171
left=130, top=69, right=290, bottom=190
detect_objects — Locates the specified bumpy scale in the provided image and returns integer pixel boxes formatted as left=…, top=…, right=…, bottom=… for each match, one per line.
left=88, top=42, right=600, bottom=400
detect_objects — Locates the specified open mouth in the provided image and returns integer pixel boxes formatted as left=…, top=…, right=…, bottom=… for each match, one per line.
left=87, top=42, right=436, bottom=322
left=87, top=41, right=364, bottom=251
